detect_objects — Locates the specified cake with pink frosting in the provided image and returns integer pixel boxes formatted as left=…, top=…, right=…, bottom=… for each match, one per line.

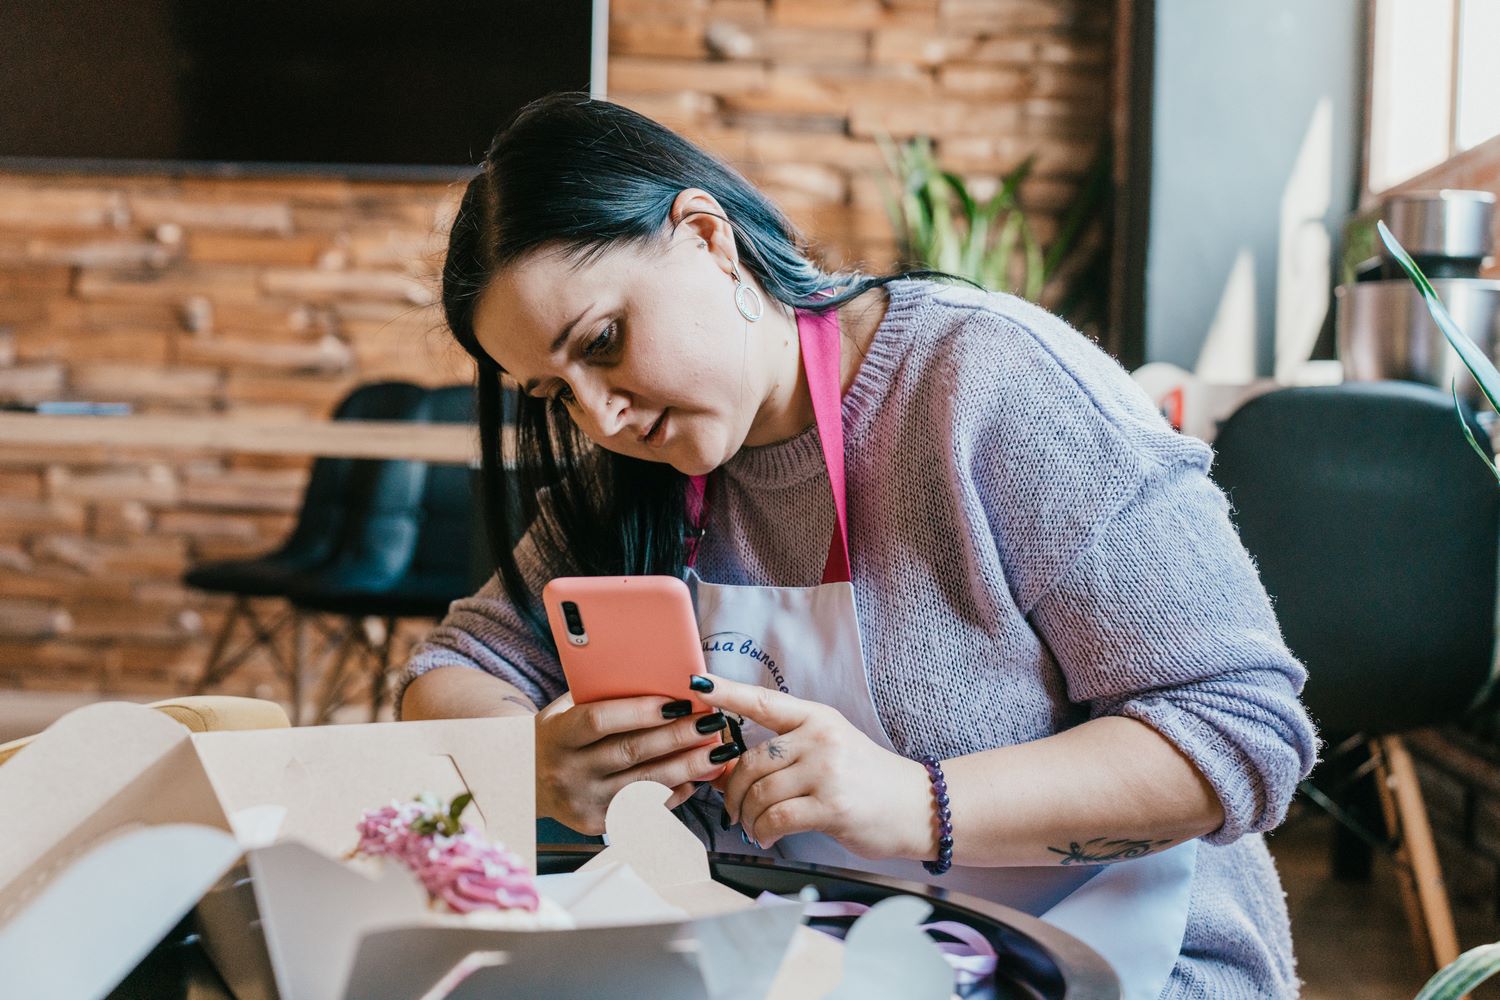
left=351, top=793, right=571, bottom=929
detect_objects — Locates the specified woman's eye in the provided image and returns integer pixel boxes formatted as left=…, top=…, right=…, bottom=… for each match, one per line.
left=582, top=322, right=616, bottom=359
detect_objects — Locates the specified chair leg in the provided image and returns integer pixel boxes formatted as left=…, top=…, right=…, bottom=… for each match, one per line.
left=312, top=619, right=359, bottom=725
left=288, top=611, right=313, bottom=727
left=1370, top=734, right=1460, bottom=972
left=1331, top=758, right=1382, bottom=882
left=367, top=616, right=399, bottom=722
left=193, top=597, right=247, bottom=693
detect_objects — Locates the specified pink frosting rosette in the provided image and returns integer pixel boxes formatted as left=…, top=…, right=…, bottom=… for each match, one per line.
left=352, top=793, right=540, bottom=914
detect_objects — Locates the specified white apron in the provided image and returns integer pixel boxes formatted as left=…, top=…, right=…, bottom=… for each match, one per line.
left=682, top=305, right=1197, bottom=1000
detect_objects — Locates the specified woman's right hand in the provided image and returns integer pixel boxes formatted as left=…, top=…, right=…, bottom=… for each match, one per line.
left=534, top=691, right=733, bottom=835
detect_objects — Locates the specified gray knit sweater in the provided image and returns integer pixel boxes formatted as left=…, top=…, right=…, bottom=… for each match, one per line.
left=399, top=279, right=1319, bottom=997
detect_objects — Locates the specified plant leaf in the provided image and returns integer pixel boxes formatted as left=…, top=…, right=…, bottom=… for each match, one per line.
left=1453, top=382, right=1500, bottom=481
left=1416, top=941, right=1500, bottom=1000
left=989, top=155, right=1034, bottom=214
left=449, top=791, right=474, bottom=825
left=1043, top=143, right=1110, bottom=279
left=991, top=212, right=1023, bottom=293
left=1022, top=219, right=1045, bottom=301
left=1378, top=221, right=1500, bottom=415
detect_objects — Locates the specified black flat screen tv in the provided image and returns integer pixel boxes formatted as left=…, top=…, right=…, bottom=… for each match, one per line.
left=0, top=0, right=603, bottom=178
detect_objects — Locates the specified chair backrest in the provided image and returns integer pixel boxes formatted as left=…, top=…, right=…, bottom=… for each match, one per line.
left=275, top=381, right=429, bottom=566
left=1211, top=381, right=1500, bottom=737
left=312, top=394, right=435, bottom=592
left=407, top=385, right=479, bottom=585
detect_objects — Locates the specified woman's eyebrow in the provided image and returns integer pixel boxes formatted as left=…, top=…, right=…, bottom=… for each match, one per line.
left=521, top=307, right=591, bottom=394
left=549, top=309, right=589, bottom=353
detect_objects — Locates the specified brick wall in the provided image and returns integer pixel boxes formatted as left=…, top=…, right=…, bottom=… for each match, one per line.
left=0, top=0, right=1116, bottom=706
left=0, top=176, right=467, bottom=700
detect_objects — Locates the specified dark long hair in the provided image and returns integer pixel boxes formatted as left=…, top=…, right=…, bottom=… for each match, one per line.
left=442, top=93, right=953, bottom=640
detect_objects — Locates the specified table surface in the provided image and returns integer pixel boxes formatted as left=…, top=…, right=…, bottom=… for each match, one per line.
left=0, top=412, right=491, bottom=463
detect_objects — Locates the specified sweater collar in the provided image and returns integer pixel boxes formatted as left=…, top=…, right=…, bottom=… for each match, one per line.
left=722, top=278, right=926, bottom=489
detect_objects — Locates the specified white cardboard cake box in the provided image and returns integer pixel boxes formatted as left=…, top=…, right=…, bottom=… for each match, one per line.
left=0, top=702, right=954, bottom=1000
left=0, top=701, right=534, bottom=999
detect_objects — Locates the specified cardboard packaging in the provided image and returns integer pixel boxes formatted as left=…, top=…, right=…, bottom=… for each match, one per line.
left=0, top=701, right=533, bottom=999
left=0, top=702, right=955, bottom=1000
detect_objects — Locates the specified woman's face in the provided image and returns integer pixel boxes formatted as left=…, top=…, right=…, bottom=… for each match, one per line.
left=472, top=226, right=791, bottom=477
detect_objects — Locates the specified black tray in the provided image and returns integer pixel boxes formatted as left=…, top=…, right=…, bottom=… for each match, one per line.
left=538, top=845, right=1120, bottom=1000
left=115, top=847, right=1121, bottom=999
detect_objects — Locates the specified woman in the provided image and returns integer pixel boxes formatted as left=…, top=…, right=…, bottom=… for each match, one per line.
left=399, top=93, right=1318, bottom=998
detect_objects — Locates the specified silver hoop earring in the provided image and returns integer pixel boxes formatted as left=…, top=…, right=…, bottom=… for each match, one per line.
left=731, top=266, right=764, bottom=323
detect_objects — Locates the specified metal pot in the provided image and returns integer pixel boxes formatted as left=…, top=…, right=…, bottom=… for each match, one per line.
left=1336, top=277, right=1500, bottom=403
left=1379, top=190, right=1495, bottom=279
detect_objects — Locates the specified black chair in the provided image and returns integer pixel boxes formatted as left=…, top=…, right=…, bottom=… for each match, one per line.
left=285, top=384, right=480, bottom=723
left=1211, top=380, right=1500, bottom=972
left=183, top=381, right=429, bottom=704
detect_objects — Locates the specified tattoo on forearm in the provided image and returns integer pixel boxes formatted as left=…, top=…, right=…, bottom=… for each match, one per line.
left=503, top=695, right=538, bottom=715
left=1047, top=837, right=1174, bottom=865
left=766, top=739, right=786, bottom=760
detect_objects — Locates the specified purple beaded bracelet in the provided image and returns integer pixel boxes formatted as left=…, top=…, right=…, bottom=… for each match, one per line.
left=918, top=755, right=954, bottom=876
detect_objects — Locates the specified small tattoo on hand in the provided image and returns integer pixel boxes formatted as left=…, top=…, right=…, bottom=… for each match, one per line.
left=766, top=740, right=786, bottom=760
left=1046, top=837, right=1174, bottom=865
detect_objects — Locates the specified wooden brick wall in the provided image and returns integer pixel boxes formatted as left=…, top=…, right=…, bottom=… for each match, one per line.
left=0, top=175, right=467, bottom=699
left=607, top=0, right=1113, bottom=271
left=0, top=0, right=1115, bottom=706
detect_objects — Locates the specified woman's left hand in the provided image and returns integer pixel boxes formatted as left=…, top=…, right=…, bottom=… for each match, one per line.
left=696, top=674, right=935, bottom=862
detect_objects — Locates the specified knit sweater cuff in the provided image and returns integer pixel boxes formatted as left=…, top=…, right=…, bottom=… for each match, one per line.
left=1116, top=696, right=1271, bottom=846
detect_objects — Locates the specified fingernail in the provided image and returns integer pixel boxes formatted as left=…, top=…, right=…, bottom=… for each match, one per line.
left=740, top=830, right=753, bottom=847
left=726, top=716, right=745, bottom=750
left=661, top=699, right=692, bottom=719
left=695, top=712, right=728, bottom=734
left=689, top=675, right=715, bottom=693
left=719, top=807, right=732, bottom=831
left=709, top=743, right=742, bottom=765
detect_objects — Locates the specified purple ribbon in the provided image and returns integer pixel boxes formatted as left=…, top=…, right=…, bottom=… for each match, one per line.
left=756, top=893, right=998, bottom=986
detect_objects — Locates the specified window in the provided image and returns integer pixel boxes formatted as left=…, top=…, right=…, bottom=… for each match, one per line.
left=1367, top=0, right=1500, bottom=194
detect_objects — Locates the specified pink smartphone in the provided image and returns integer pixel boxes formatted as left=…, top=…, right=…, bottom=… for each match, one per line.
left=542, top=575, right=712, bottom=711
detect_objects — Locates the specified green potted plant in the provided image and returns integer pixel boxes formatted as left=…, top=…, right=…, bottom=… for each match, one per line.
left=1381, top=220, right=1500, bottom=997
left=877, top=135, right=1111, bottom=333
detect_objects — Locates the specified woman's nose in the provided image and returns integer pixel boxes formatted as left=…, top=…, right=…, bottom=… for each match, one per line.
left=575, top=379, right=630, bottom=438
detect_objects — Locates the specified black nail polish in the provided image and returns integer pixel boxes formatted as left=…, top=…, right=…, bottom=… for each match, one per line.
left=726, top=716, right=744, bottom=747
left=709, top=743, right=742, bottom=765
left=689, top=675, right=715, bottom=693
left=719, top=807, right=732, bottom=831
left=695, top=712, right=728, bottom=734
left=661, top=699, right=692, bottom=719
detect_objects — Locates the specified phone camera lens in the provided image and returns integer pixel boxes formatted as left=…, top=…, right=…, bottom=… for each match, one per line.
left=561, top=601, right=585, bottom=636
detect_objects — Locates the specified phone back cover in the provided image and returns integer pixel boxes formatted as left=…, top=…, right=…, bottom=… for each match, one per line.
left=543, top=576, right=709, bottom=707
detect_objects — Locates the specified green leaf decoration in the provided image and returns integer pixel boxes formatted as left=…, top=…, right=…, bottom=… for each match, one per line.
left=1416, top=941, right=1500, bottom=999
left=449, top=792, right=474, bottom=826
left=1377, top=221, right=1500, bottom=416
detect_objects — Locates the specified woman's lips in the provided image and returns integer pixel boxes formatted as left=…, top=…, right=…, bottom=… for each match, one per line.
left=643, top=409, right=669, bottom=447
